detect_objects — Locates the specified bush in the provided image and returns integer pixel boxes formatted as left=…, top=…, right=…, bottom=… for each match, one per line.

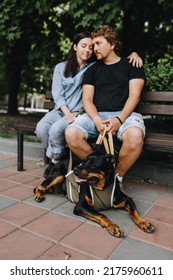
left=144, top=54, right=173, bottom=91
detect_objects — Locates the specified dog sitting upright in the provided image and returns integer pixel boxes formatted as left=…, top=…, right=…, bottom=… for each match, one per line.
left=34, top=145, right=154, bottom=238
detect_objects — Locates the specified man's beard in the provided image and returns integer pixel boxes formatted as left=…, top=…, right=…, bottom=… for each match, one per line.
left=95, top=54, right=103, bottom=61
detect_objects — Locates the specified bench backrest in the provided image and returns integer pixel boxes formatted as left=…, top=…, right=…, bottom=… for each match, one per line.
left=44, top=91, right=173, bottom=116
left=44, top=91, right=54, bottom=110
left=137, top=91, right=173, bottom=116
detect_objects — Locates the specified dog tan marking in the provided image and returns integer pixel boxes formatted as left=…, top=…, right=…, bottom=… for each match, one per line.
left=34, top=175, right=65, bottom=202
left=113, top=202, right=154, bottom=233
left=85, top=195, right=93, bottom=206
left=130, top=209, right=155, bottom=233
left=81, top=212, right=124, bottom=237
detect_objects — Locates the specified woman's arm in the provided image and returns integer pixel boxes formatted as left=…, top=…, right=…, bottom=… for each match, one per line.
left=127, top=52, right=143, bottom=67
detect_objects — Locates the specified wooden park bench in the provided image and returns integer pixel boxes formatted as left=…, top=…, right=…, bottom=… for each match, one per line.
left=14, top=91, right=54, bottom=171
left=137, top=91, right=173, bottom=153
left=14, top=91, right=173, bottom=171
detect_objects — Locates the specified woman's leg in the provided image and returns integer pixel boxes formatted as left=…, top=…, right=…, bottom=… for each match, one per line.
left=35, top=109, right=63, bottom=148
left=46, top=116, right=70, bottom=160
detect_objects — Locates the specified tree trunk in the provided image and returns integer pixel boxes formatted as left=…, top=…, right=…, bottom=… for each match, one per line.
left=7, top=38, right=29, bottom=114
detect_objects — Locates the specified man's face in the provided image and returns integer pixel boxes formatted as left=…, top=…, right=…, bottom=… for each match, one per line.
left=92, top=36, right=114, bottom=60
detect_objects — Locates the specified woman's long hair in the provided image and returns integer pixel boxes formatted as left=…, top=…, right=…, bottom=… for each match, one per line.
left=64, top=31, right=95, bottom=77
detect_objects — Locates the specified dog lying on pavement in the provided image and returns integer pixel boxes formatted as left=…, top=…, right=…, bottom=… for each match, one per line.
left=34, top=146, right=154, bottom=238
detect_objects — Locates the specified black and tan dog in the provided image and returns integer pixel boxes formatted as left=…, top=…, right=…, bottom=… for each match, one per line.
left=34, top=146, right=154, bottom=238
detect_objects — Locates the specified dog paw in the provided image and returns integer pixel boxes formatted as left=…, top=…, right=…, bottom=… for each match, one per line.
left=137, top=219, right=155, bottom=233
left=143, top=222, right=155, bottom=233
left=33, top=187, right=45, bottom=202
left=108, top=224, right=124, bottom=238
left=34, top=195, right=45, bottom=202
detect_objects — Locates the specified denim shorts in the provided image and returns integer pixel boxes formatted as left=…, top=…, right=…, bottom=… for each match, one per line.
left=68, top=111, right=145, bottom=141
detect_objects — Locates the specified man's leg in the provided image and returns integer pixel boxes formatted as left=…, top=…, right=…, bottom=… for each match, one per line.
left=116, top=126, right=144, bottom=177
left=65, top=126, right=92, bottom=160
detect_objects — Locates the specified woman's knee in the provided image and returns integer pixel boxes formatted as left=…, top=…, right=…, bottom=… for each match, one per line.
left=35, top=121, right=44, bottom=138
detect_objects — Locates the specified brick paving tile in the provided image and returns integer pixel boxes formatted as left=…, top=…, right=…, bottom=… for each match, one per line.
left=0, top=167, right=19, bottom=178
left=24, top=212, right=83, bottom=242
left=5, top=173, right=40, bottom=184
left=38, top=244, right=97, bottom=260
left=60, top=223, right=122, bottom=259
left=1, top=184, right=34, bottom=201
left=0, top=179, right=19, bottom=191
left=0, top=229, right=54, bottom=260
left=0, top=202, right=48, bottom=226
left=129, top=220, right=173, bottom=252
left=0, top=220, right=17, bottom=238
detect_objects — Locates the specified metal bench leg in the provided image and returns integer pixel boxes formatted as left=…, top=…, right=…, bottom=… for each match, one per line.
left=17, top=131, right=24, bottom=171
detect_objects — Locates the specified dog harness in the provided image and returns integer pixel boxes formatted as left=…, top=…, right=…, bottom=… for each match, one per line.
left=66, top=170, right=116, bottom=211
left=66, top=131, right=117, bottom=211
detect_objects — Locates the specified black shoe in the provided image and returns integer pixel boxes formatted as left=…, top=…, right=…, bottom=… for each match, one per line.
left=43, top=162, right=55, bottom=178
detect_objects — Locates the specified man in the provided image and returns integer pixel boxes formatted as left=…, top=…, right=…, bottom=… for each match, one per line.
left=65, top=25, right=145, bottom=187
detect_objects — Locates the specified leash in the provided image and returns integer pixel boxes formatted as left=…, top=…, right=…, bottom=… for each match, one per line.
left=67, top=128, right=115, bottom=176
left=96, top=129, right=114, bottom=155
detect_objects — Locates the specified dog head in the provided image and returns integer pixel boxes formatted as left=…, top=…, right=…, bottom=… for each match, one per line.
left=73, top=145, right=118, bottom=190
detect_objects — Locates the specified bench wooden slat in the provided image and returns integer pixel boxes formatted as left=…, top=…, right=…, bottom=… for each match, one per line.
left=45, top=91, right=53, bottom=100
left=137, top=104, right=173, bottom=115
left=14, top=124, right=36, bottom=131
left=44, top=100, right=54, bottom=110
left=44, top=91, right=54, bottom=110
left=140, top=91, right=173, bottom=102
left=144, top=133, right=173, bottom=153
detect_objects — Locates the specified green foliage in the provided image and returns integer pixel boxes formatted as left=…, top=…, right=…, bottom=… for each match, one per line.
left=0, top=0, right=73, bottom=108
left=0, top=0, right=173, bottom=112
left=144, top=54, right=173, bottom=91
left=69, top=0, right=122, bottom=30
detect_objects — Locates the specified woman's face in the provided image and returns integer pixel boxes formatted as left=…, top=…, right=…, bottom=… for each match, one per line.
left=74, top=37, right=93, bottom=63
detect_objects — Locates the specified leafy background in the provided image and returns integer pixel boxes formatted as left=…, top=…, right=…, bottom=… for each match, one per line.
left=0, top=0, right=173, bottom=113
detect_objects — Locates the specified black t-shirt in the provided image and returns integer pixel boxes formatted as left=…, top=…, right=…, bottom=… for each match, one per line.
left=82, top=57, right=146, bottom=111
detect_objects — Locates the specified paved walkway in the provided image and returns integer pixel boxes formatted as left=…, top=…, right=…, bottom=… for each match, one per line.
left=0, top=151, right=173, bottom=260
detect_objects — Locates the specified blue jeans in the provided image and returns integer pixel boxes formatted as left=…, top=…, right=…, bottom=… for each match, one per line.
left=35, top=109, right=67, bottom=159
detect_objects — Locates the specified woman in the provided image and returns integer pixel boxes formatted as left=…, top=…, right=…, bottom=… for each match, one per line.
left=35, top=31, right=142, bottom=177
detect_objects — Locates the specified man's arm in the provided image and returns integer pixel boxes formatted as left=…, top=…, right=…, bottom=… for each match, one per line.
left=103, top=78, right=145, bottom=134
left=118, top=78, right=144, bottom=122
left=82, top=84, right=107, bottom=133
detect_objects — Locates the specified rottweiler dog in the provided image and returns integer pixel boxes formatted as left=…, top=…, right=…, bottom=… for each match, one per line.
left=34, top=146, right=154, bottom=238
left=73, top=146, right=154, bottom=237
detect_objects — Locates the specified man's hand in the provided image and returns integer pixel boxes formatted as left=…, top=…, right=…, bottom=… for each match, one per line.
left=93, top=115, right=107, bottom=134
left=102, top=118, right=122, bottom=135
